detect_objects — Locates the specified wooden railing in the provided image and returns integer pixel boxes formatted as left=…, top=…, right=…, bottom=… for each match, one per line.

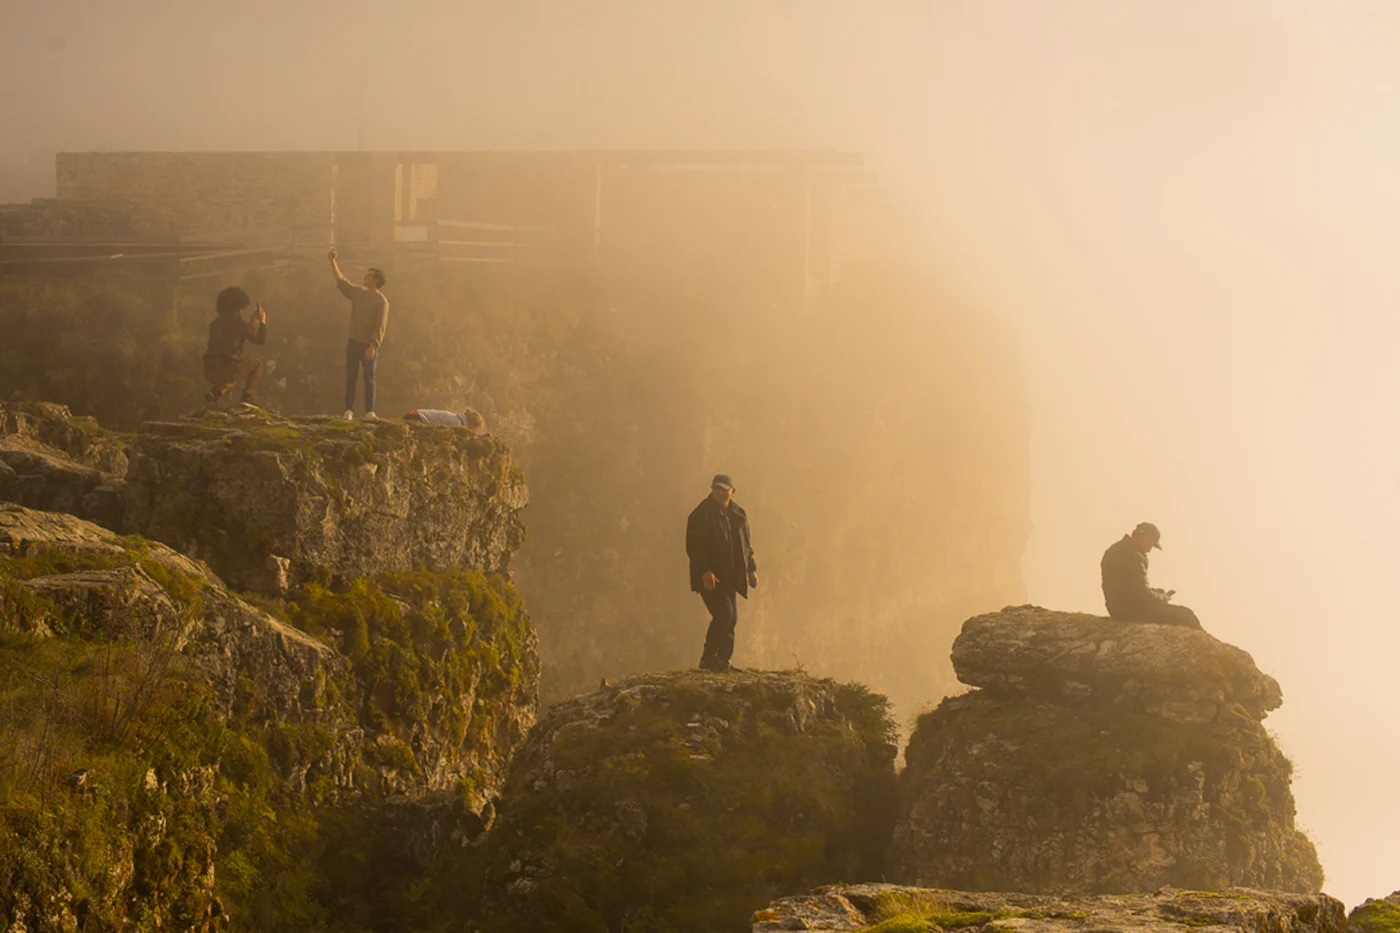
left=0, top=235, right=277, bottom=282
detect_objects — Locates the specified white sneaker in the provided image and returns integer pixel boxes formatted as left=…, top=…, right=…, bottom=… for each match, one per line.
left=343, top=409, right=354, bottom=420
left=364, top=411, right=378, bottom=421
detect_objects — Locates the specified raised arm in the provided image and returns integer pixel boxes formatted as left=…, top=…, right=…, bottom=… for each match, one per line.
left=328, top=247, right=360, bottom=298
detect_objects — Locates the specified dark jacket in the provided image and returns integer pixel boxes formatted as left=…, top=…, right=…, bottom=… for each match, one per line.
left=1101, top=535, right=1154, bottom=618
left=686, top=497, right=757, bottom=598
left=203, top=312, right=266, bottom=363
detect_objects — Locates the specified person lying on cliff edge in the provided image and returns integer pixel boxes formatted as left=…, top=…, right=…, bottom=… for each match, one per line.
left=327, top=247, right=389, bottom=422
left=403, top=407, right=488, bottom=435
left=1100, top=522, right=1202, bottom=629
left=202, top=286, right=267, bottom=406
left=686, top=474, right=759, bottom=674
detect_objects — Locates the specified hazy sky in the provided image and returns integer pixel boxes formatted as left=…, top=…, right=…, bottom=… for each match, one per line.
left=4, top=0, right=1397, bottom=906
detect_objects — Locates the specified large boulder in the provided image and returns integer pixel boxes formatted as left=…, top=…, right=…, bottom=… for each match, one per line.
left=951, top=606, right=1282, bottom=723
left=752, top=885, right=1345, bottom=933
left=479, top=670, right=899, bottom=933
left=891, top=606, right=1322, bottom=895
left=0, top=402, right=128, bottom=527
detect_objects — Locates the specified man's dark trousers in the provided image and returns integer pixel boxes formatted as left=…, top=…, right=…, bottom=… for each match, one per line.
left=345, top=339, right=378, bottom=413
left=699, top=586, right=738, bottom=669
left=1111, top=602, right=1202, bottom=630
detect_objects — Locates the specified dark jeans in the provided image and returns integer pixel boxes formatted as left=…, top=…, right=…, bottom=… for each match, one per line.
left=345, top=340, right=378, bottom=413
left=699, top=586, right=738, bottom=668
left=1112, top=602, right=1203, bottom=630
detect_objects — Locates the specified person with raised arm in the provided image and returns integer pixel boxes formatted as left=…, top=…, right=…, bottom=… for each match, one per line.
left=328, top=247, right=389, bottom=421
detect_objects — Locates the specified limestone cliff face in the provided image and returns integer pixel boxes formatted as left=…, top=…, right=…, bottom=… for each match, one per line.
left=891, top=606, right=1323, bottom=894
left=123, top=410, right=527, bottom=595
left=0, top=405, right=541, bottom=931
left=752, top=885, right=1345, bottom=933
left=0, top=402, right=529, bottom=595
left=479, top=670, right=899, bottom=933
left=0, top=504, right=344, bottom=723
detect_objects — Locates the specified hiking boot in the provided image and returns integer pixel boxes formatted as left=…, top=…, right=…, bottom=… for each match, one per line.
left=697, top=657, right=725, bottom=674
left=204, top=389, right=222, bottom=405
left=364, top=411, right=379, bottom=421
left=239, top=391, right=256, bottom=405
left=343, top=409, right=354, bottom=421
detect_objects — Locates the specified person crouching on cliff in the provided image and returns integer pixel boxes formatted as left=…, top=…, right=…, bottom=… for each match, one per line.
left=1100, top=522, right=1202, bottom=629
left=328, top=247, right=389, bottom=422
left=202, top=286, right=267, bottom=406
left=686, top=474, right=759, bottom=673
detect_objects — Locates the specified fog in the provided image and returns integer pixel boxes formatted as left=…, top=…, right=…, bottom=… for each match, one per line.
left=4, top=0, right=1398, bottom=906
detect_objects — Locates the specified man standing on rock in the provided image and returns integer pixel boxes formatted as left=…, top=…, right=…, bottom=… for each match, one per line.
left=686, top=474, right=759, bottom=673
left=1100, top=522, right=1202, bottom=629
left=328, top=247, right=389, bottom=421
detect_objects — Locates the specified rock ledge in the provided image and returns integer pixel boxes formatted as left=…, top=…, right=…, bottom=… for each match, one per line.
left=753, top=884, right=1345, bottom=933
left=952, top=605, right=1281, bottom=723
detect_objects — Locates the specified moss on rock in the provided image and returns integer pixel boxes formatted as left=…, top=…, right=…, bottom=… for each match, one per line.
left=1351, top=895, right=1400, bottom=933
left=0, top=504, right=540, bottom=931
left=891, top=610, right=1323, bottom=895
left=123, top=408, right=528, bottom=594
left=479, top=670, right=898, bottom=933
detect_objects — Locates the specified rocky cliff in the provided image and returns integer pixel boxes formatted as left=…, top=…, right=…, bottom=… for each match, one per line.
left=0, top=405, right=540, bottom=931
left=478, top=670, right=899, bottom=933
left=891, top=606, right=1323, bottom=894
left=1, top=263, right=1031, bottom=715
left=0, top=401, right=528, bottom=595
left=752, top=885, right=1345, bottom=933
left=1351, top=893, right=1400, bottom=933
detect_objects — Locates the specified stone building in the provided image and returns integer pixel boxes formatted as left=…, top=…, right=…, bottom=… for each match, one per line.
left=45, top=149, right=906, bottom=309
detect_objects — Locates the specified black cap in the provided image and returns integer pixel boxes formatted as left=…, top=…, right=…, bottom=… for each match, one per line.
left=1133, top=522, right=1162, bottom=549
left=711, top=473, right=734, bottom=490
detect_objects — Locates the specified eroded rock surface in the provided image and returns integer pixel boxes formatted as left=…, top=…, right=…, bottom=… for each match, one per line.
left=0, top=402, right=529, bottom=595
left=479, top=670, right=899, bottom=933
left=752, top=884, right=1345, bottom=933
left=0, top=503, right=344, bottom=721
left=951, top=606, right=1282, bottom=723
left=892, top=606, right=1322, bottom=895
left=0, top=403, right=541, bottom=930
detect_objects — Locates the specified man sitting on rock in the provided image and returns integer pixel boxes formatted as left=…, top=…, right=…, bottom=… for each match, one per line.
left=686, top=473, right=759, bottom=673
left=202, top=286, right=267, bottom=406
left=1100, top=521, right=1202, bottom=629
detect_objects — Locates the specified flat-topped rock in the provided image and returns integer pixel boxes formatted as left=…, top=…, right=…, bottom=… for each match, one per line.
left=753, top=884, right=1345, bottom=933
left=122, top=407, right=529, bottom=594
left=951, top=605, right=1282, bottom=723
left=1, top=403, right=530, bottom=594
left=478, top=670, right=898, bottom=933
